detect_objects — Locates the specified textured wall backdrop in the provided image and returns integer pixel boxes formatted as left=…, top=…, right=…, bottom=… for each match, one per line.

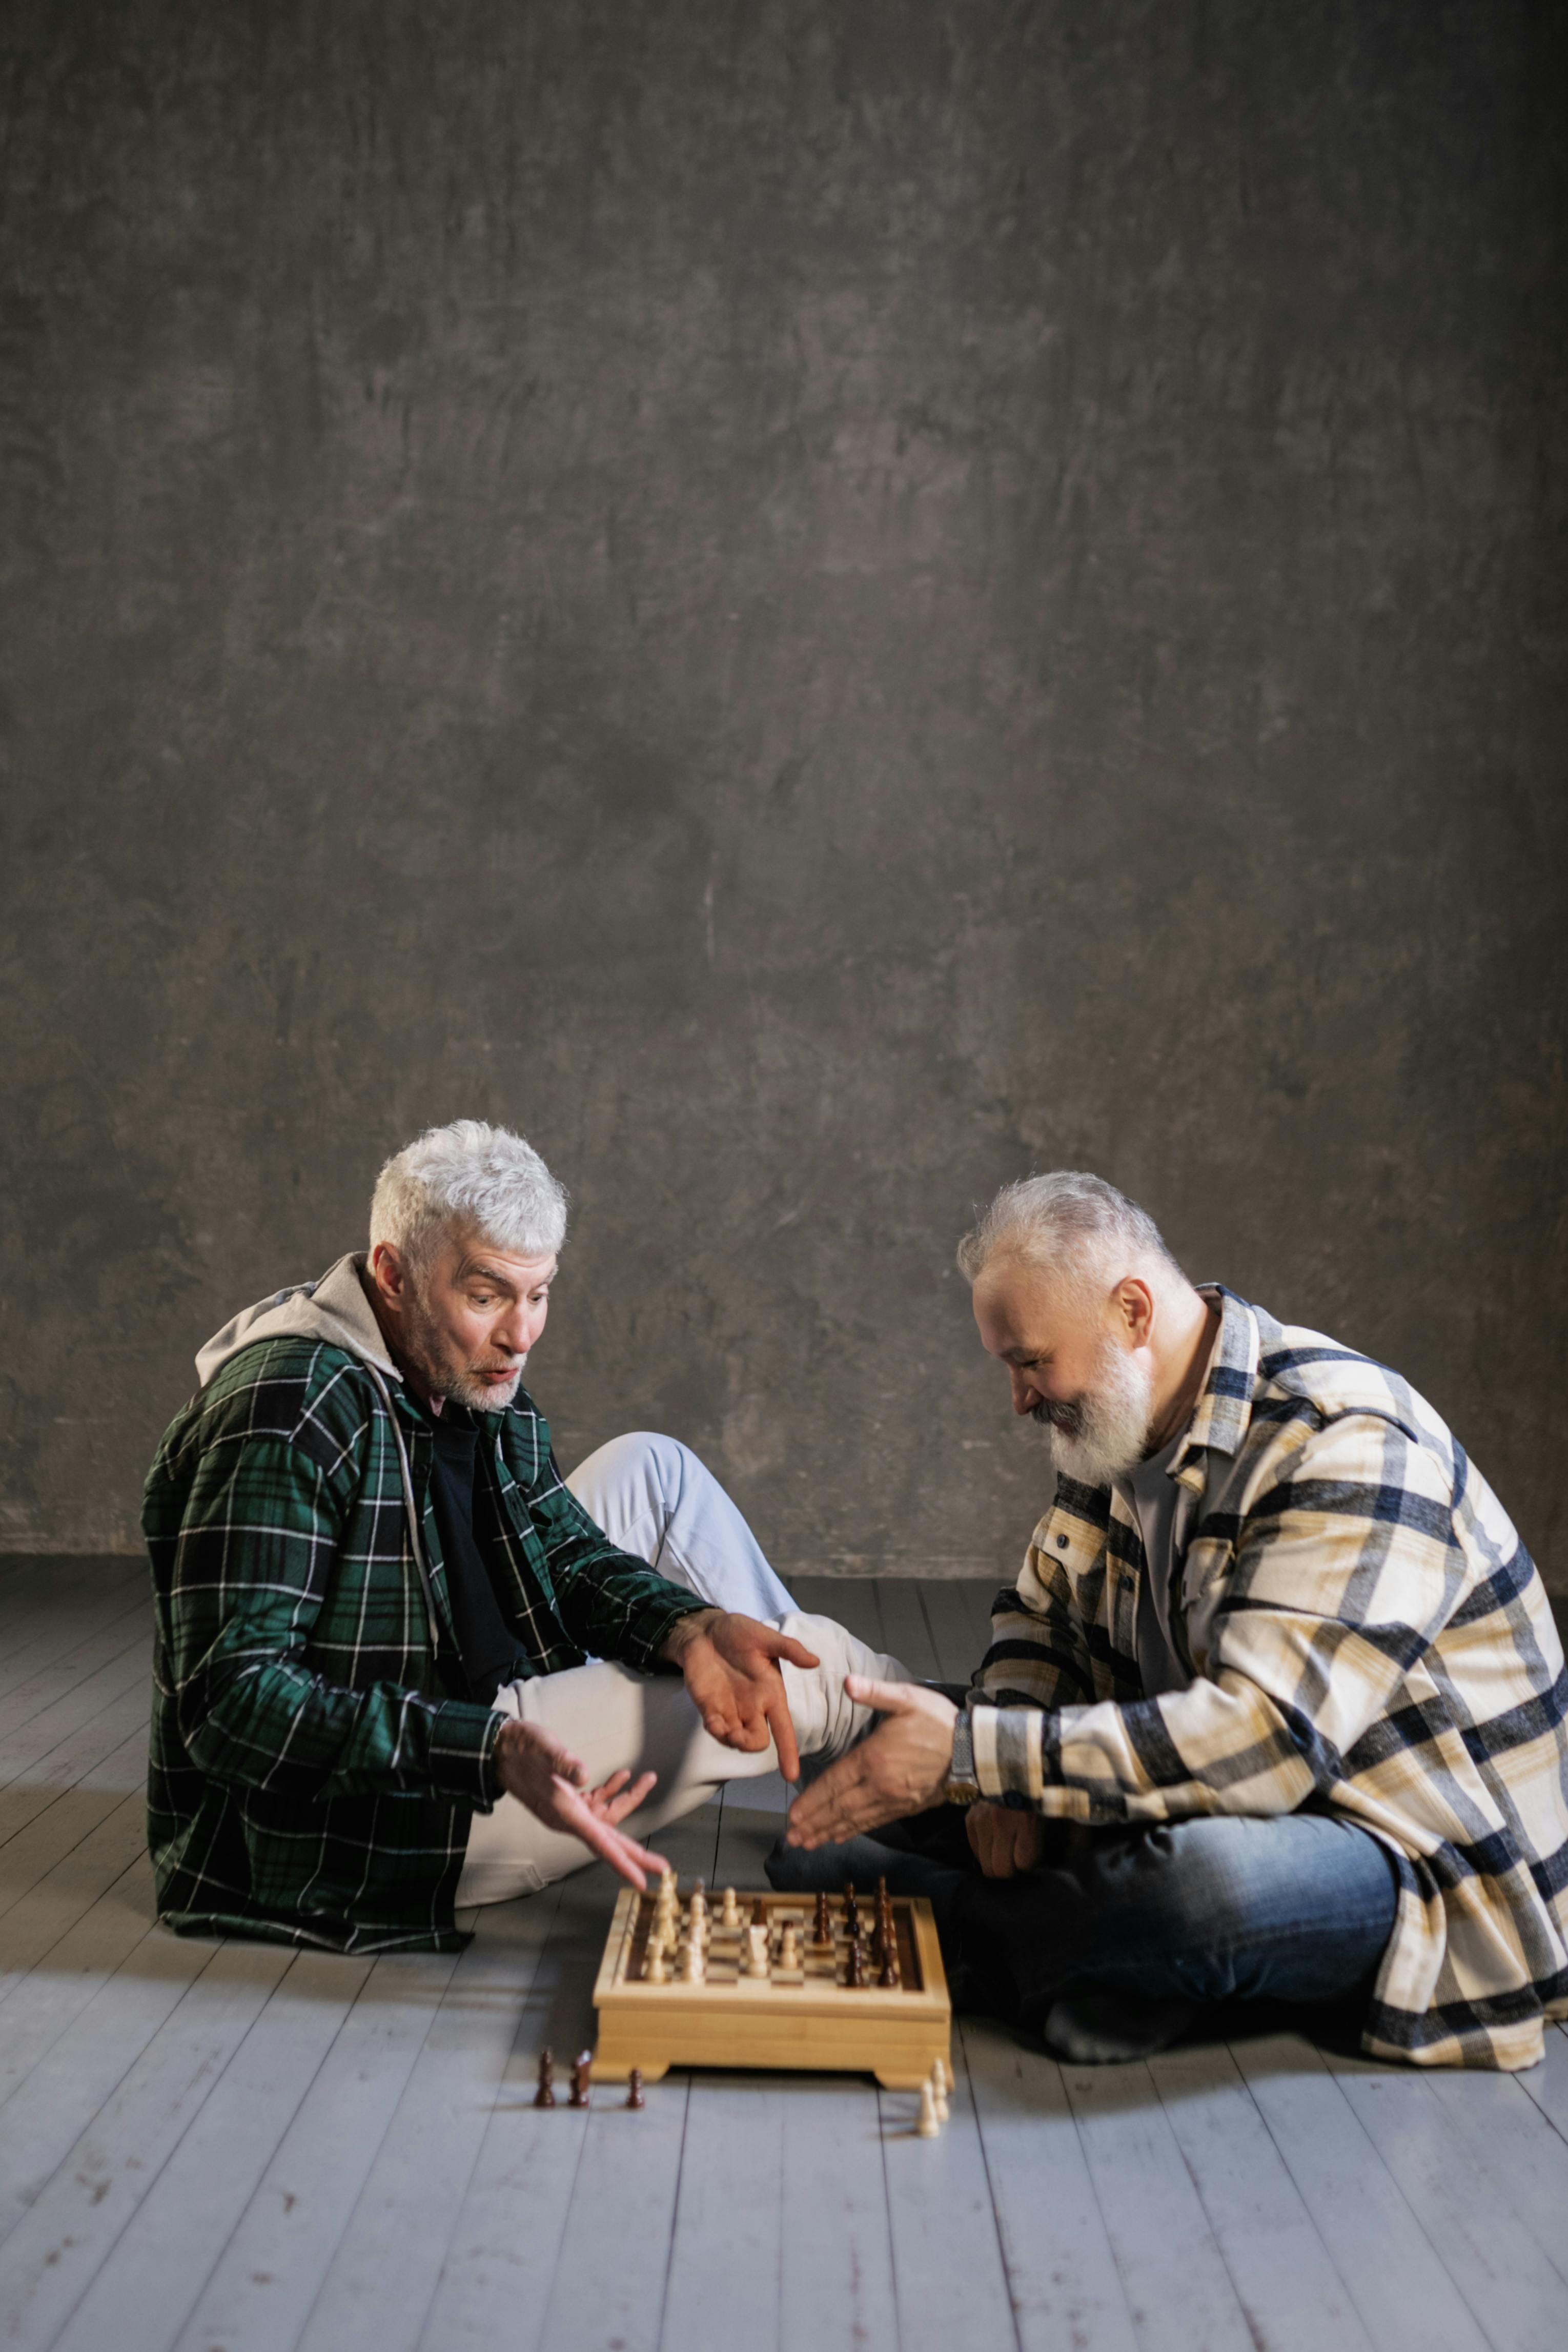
left=2, top=1, right=1565, bottom=1583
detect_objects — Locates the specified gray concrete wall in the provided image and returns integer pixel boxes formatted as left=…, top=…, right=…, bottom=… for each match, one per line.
left=3, top=1, right=1564, bottom=1584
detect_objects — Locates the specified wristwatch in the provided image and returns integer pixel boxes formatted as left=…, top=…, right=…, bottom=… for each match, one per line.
left=943, top=1707, right=984, bottom=1807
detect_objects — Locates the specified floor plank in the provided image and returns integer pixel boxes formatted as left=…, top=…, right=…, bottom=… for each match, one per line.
left=1326, top=2051, right=1568, bottom=2352
left=870, top=1583, right=941, bottom=1681
left=1061, top=2061, right=1256, bottom=2352
left=50, top=1949, right=376, bottom=2352
left=879, top=2032, right=1020, bottom=2352
left=0, top=1792, right=151, bottom=2000
left=0, top=1941, right=295, bottom=2347
left=0, top=1636, right=150, bottom=1779
left=917, top=1582, right=984, bottom=1685
left=963, top=2020, right=1138, bottom=2352
left=1230, top=2033, right=1491, bottom=2352
left=1516, top=2020, right=1568, bottom=2142
left=1147, top=2039, right=1376, bottom=2352
left=0, top=1681, right=152, bottom=1846
left=0, top=1859, right=164, bottom=2112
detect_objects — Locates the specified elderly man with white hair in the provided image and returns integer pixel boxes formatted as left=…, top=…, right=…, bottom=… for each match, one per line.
left=773, top=1172, right=1568, bottom=2073
left=144, top=1119, right=902, bottom=1952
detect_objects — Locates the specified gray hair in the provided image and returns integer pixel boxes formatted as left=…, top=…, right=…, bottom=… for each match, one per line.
left=370, top=1120, right=569, bottom=1268
left=956, top=1171, right=1182, bottom=1293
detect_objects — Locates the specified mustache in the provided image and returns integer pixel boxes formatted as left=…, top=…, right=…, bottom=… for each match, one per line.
left=1030, top=1395, right=1087, bottom=1437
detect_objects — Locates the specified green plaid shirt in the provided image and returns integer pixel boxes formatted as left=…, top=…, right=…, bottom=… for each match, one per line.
left=143, top=1337, right=708, bottom=1952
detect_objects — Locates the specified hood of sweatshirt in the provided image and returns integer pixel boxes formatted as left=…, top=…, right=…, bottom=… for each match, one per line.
left=194, top=1253, right=403, bottom=1389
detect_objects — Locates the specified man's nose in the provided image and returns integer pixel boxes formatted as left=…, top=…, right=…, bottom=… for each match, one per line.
left=1009, top=1369, right=1036, bottom=1416
left=495, top=1307, right=532, bottom=1359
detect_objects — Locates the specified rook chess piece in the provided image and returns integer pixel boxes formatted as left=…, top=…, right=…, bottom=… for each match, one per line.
left=569, top=2051, right=592, bottom=2108
left=533, top=2048, right=556, bottom=2109
left=917, top=2079, right=940, bottom=2138
left=625, top=2067, right=646, bottom=2111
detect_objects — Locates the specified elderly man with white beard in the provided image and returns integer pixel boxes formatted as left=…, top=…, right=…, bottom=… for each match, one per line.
left=770, top=1172, right=1568, bottom=2073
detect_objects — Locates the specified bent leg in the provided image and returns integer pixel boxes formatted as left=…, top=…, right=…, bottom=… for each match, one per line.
left=566, top=1431, right=797, bottom=1619
left=958, top=1810, right=1399, bottom=2030
left=456, top=1612, right=912, bottom=1907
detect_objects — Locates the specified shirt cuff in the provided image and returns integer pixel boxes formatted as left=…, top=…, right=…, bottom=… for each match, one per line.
left=969, top=1704, right=1049, bottom=1803
left=426, top=1698, right=506, bottom=1810
left=624, top=1591, right=715, bottom=1674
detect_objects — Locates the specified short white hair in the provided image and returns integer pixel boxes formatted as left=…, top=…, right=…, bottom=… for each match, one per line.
left=957, top=1171, right=1181, bottom=1294
left=370, top=1120, right=568, bottom=1269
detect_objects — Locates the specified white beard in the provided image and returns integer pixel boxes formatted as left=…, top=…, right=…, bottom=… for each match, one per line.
left=1038, top=1336, right=1155, bottom=1487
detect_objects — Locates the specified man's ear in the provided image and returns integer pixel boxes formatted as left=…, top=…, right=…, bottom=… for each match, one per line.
left=367, top=1241, right=408, bottom=1312
left=1114, top=1275, right=1155, bottom=1347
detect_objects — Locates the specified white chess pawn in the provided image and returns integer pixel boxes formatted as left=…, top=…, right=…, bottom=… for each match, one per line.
left=679, top=1936, right=704, bottom=1983
left=779, top=1925, right=800, bottom=1972
left=917, top=2080, right=941, bottom=2138
left=720, top=1887, right=741, bottom=1929
left=743, top=1923, right=770, bottom=1979
left=930, top=2061, right=950, bottom=2124
left=644, top=1938, right=668, bottom=1984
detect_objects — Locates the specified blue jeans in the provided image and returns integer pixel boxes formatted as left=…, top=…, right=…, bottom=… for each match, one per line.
left=766, top=1802, right=1399, bottom=2030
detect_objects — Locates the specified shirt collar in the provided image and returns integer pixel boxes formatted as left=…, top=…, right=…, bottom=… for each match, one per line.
left=1170, top=1284, right=1260, bottom=1489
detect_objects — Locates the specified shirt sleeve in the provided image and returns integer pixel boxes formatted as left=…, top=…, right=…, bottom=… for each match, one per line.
left=969, top=1410, right=1462, bottom=1821
left=161, top=1434, right=504, bottom=1810
left=522, top=1448, right=712, bottom=1671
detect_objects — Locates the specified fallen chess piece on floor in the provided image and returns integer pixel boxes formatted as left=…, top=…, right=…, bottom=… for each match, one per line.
left=569, top=2050, right=593, bottom=2108
left=917, top=2079, right=941, bottom=2138
left=625, top=2067, right=645, bottom=2110
left=930, top=2058, right=950, bottom=2123
left=533, top=2048, right=556, bottom=2109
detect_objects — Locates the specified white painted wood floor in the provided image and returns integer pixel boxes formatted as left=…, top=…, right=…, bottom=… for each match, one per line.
left=2, top=1559, right=1566, bottom=2352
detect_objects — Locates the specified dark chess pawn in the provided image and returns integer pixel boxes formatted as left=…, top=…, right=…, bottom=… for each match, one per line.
left=878, top=1949, right=900, bottom=1988
left=625, top=2067, right=646, bottom=2111
left=813, top=1891, right=832, bottom=1947
left=534, top=2048, right=557, bottom=2109
left=847, top=1937, right=867, bottom=1989
left=843, top=1881, right=859, bottom=1937
left=569, top=2050, right=593, bottom=2108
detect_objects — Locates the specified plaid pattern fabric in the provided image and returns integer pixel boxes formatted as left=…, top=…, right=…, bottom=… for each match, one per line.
left=143, top=1338, right=708, bottom=1952
left=971, top=1287, right=1568, bottom=2071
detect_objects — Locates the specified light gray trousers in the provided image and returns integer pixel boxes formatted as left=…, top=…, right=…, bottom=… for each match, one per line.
left=455, top=1431, right=909, bottom=1905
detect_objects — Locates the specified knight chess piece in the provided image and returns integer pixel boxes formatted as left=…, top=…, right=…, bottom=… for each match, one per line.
left=533, top=2048, right=556, bottom=2109
left=569, top=2051, right=592, bottom=2108
left=625, top=2067, right=645, bottom=2111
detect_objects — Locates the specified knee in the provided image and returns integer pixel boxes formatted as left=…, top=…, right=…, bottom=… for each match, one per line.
left=589, top=1430, right=690, bottom=1505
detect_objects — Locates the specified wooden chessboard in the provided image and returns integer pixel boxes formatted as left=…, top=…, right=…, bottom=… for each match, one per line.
left=590, top=1883, right=951, bottom=2089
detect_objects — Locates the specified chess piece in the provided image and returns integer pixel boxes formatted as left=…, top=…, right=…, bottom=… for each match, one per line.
left=843, top=1881, right=859, bottom=1936
left=721, top=1887, right=741, bottom=1929
left=779, top=1923, right=800, bottom=1972
left=679, top=1936, right=704, bottom=1982
left=878, top=1949, right=900, bottom=1989
left=533, top=2048, right=557, bottom=2109
left=930, top=2061, right=950, bottom=2124
left=846, top=1937, right=867, bottom=1989
left=569, top=2051, right=592, bottom=2108
left=625, top=2067, right=645, bottom=2110
left=813, top=1890, right=832, bottom=1947
left=744, top=1923, right=770, bottom=1978
left=751, top=1895, right=768, bottom=1927
left=644, top=1942, right=668, bottom=1984
left=917, top=2079, right=940, bottom=2138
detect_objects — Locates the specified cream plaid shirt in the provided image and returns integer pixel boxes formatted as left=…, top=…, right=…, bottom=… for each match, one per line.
left=972, top=1287, right=1568, bottom=2070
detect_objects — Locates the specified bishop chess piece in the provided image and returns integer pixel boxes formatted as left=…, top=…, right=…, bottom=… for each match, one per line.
left=569, top=2051, right=593, bottom=2108
left=533, top=2048, right=556, bottom=2109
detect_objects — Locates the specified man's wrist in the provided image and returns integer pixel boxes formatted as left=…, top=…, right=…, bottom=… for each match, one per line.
left=656, top=1606, right=721, bottom=1665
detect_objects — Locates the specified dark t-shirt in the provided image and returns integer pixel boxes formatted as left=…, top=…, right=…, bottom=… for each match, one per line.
left=427, top=1412, right=524, bottom=1703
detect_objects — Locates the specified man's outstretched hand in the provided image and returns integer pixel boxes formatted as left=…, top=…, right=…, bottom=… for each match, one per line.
left=659, top=1610, right=821, bottom=1784
left=492, top=1718, right=666, bottom=1890
left=785, top=1677, right=958, bottom=1848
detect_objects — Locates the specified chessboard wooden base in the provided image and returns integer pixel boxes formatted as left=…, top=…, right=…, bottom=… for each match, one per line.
left=590, top=1885, right=951, bottom=2091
